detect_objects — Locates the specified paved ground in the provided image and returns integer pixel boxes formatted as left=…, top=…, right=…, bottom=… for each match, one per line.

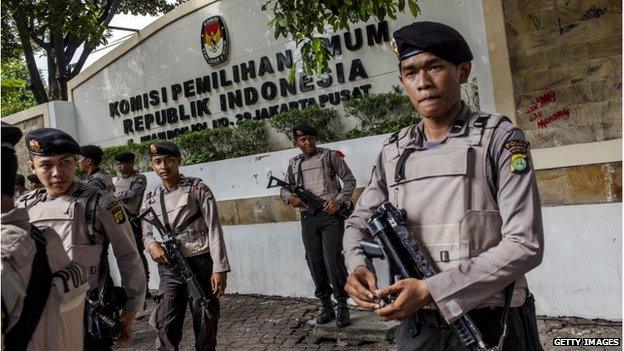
left=116, top=294, right=621, bottom=350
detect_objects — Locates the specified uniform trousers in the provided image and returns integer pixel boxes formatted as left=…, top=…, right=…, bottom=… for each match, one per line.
left=395, top=296, right=543, bottom=351
left=153, top=253, right=220, bottom=351
left=129, top=214, right=150, bottom=295
left=301, top=212, right=349, bottom=301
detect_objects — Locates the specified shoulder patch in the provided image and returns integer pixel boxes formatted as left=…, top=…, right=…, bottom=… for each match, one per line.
left=334, top=150, right=345, bottom=159
left=504, top=139, right=530, bottom=151
left=193, top=181, right=213, bottom=200
left=509, top=153, right=529, bottom=174
left=106, top=200, right=126, bottom=224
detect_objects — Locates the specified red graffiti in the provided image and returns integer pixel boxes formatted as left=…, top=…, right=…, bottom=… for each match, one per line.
left=524, top=90, right=557, bottom=115
left=536, top=108, right=570, bottom=129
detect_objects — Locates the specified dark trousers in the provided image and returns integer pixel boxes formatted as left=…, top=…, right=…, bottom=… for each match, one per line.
left=153, top=253, right=220, bottom=351
left=129, top=214, right=150, bottom=295
left=84, top=334, right=113, bottom=351
left=301, top=212, right=349, bottom=301
left=395, top=297, right=543, bottom=351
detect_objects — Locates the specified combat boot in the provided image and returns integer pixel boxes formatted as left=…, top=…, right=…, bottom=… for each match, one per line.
left=336, top=300, right=351, bottom=328
left=316, top=298, right=335, bottom=324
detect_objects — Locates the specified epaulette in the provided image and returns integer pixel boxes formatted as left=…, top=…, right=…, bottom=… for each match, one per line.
left=384, top=125, right=414, bottom=146
left=144, top=189, right=155, bottom=200
left=180, top=176, right=198, bottom=187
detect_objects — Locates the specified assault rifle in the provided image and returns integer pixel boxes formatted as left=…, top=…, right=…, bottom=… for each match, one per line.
left=362, top=202, right=488, bottom=350
left=85, top=286, right=126, bottom=340
left=267, top=176, right=353, bottom=219
left=137, top=207, right=213, bottom=318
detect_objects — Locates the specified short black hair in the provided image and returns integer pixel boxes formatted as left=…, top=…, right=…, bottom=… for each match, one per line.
left=2, top=148, right=18, bottom=198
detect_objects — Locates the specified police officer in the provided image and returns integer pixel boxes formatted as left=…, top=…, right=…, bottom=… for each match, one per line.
left=16, top=128, right=146, bottom=350
left=141, top=141, right=230, bottom=351
left=2, top=123, right=89, bottom=351
left=280, top=124, right=356, bottom=328
left=27, top=174, right=43, bottom=191
left=78, top=145, right=115, bottom=192
left=343, top=21, right=544, bottom=350
left=114, top=151, right=150, bottom=298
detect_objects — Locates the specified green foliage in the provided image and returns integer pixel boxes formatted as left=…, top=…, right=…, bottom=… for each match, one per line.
left=261, top=0, right=420, bottom=77
left=269, top=105, right=341, bottom=143
left=1, top=59, right=37, bottom=116
left=344, top=86, right=420, bottom=138
left=100, top=119, right=269, bottom=174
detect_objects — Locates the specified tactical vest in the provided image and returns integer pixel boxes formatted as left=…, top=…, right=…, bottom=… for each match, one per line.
left=18, top=186, right=106, bottom=289
left=382, top=113, right=527, bottom=308
left=143, top=177, right=210, bottom=258
left=289, top=147, right=341, bottom=201
left=115, top=173, right=145, bottom=215
left=88, top=170, right=115, bottom=193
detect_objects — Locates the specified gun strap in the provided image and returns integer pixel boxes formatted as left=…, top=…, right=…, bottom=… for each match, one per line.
left=296, top=156, right=305, bottom=187
left=394, top=148, right=416, bottom=182
left=5, top=226, right=53, bottom=351
left=177, top=211, right=203, bottom=234
left=497, top=282, right=516, bottom=349
left=159, top=189, right=172, bottom=231
left=96, top=241, right=111, bottom=303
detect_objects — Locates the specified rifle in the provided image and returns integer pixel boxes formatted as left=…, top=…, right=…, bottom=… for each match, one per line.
left=361, top=202, right=488, bottom=350
left=85, top=285, right=126, bottom=340
left=136, top=207, right=213, bottom=318
left=267, top=176, right=353, bottom=219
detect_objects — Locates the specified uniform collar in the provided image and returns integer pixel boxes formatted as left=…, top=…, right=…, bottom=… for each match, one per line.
left=409, top=101, right=471, bottom=148
left=160, top=174, right=186, bottom=193
left=122, top=170, right=138, bottom=179
left=1, top=207, right=31, bottom=230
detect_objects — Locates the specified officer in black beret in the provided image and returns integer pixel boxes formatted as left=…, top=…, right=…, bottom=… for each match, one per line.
left=114, top=151, right=150, bottom=299
left=17, top=127, right=146, bottom=350
left=141, top=140, right=230, bottom=350
left=280, top=124, right=356, bottom=328
left=343, top=21, right=544, bottom=350
left=78, top=144, right=115, bottom=192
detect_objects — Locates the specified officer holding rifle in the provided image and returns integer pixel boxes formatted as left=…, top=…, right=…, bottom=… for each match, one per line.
left=342, top=21, right=544, bottom=350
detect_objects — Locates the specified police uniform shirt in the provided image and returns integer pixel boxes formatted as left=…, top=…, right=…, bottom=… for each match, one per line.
left=1, top=208, right=89, bottom=351
left=16, top=181, right=147, bottom=313
left=86, top=169, right=115, bottom=193
left=141, top=175, right=230, bottom=273
left=281, top=147, right=356, bottom=208
left=115, top=171, right=147, bottom=216
left=343, top=103, right=544, bottom=323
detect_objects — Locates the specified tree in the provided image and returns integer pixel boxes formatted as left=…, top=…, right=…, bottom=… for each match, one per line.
left=2, top=0, right=186, bottom=104
left=262, top=0, right=420, bottom=77
left=1, top=59, right=38, bottom=116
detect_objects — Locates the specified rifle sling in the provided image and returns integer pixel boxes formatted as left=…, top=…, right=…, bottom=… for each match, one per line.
left=4, top=227, right=53, bottom=351
left=159, top=189, right=203, bottom=236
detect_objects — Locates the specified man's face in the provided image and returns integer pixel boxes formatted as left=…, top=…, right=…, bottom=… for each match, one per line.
left=150, top=155, right=181, bottom=181
left=399, top=52, right=471, bottom=121
left=294, top=135, right=316, bottom=156
left=76, top=155, right=91, bottom=172
left=117, top=161, right=134, bottom=175
left=29, top=154, right=77, bottom=197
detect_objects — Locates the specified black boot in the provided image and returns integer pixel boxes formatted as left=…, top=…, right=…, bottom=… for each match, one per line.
left=316, top=298, right=335, bottom=324
left=336, top=300, right=351, bottom=328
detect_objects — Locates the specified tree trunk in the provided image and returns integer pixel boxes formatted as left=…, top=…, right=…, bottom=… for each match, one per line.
left=12, top=11, right=47, bottom=103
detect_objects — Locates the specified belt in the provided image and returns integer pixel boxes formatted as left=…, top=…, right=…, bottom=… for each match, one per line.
left=414, top=306, right=513, bottom=329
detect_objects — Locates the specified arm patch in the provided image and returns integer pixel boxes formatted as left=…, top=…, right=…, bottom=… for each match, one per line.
left=106, top=201, right=126, bottom=224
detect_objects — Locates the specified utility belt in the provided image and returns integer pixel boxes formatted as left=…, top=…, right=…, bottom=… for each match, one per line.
left=414, top=306, right=515, bottom=330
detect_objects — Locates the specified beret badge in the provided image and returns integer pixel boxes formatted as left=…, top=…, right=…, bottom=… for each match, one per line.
left=149, top=144, right=157, bottom=154
left=29, top=139, right=43, bottom=153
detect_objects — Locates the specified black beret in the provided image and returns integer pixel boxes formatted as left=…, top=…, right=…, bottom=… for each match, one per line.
left=292, top=124, right=317, bottom=138
left=25, top=128, right=81, bottom=156
left=80, top=145, right=104, bottom=165
left=392, top=21, right=473, bottom=63
left=115, top=152, right=135, bottom=163
left=27, top=174, right=42, bottom=184
left=147, top=141, right=181, bottom=157
left=1, top=122, right=23, bottom=148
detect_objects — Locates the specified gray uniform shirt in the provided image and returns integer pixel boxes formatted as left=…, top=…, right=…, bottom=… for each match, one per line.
left=86, top=169, right=115, bottom=193
left=280, top=147, right=356, bottom=209
left=343, top=104, right=544, bottom=322
left=115, top=171, right=147, bottom=215
left=1, top=208, right=88, bottom=351
left=141, top=175, right=230, bottom=273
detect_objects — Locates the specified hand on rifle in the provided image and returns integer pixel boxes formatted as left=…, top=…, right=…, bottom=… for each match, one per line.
left=373, top=278, right=433, bottom=321
left=323, top=199, right=340, bottom=215
left=211, top=272, right=227, bottom=298
left=345, top=265, right=380, bottom=310
left=116, top=309, right=137, bottom=344
left=290, top=196, right=308, bottom=209
left=148, top=242, right=170, bottom=264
